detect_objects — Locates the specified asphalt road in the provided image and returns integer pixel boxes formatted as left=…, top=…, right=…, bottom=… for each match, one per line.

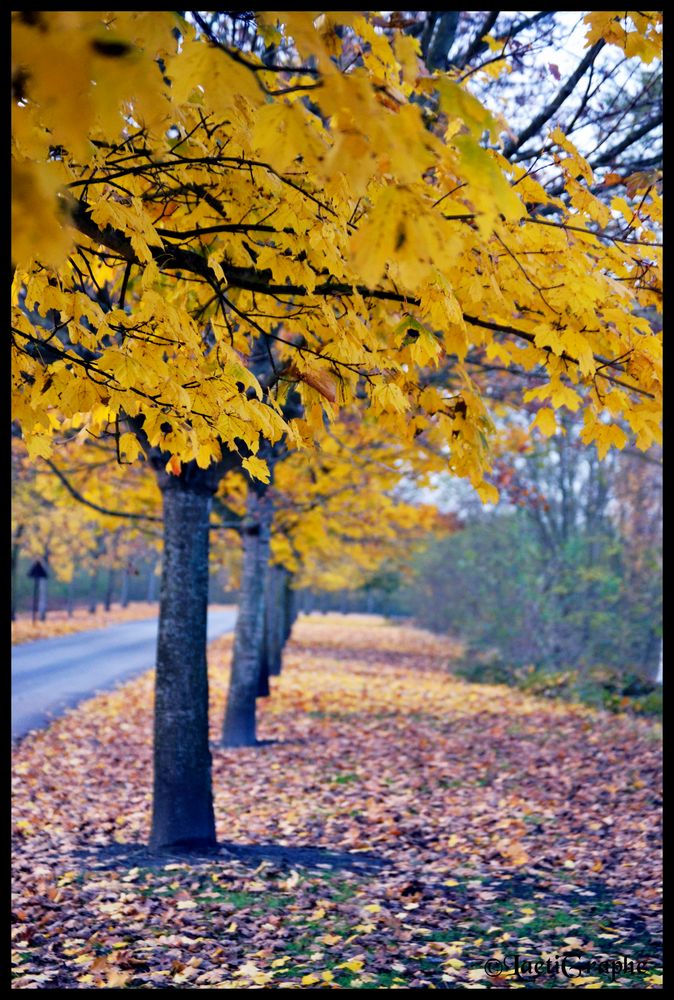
left=11, top=608, right=238, bottom=740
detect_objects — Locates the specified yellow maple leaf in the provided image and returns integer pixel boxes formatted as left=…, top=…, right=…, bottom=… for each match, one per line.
left=531, top=409, right=557, bottom=437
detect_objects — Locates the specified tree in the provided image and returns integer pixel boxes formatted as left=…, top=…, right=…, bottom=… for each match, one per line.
left=408, top=406, right=661, bottom=680
left=12, top=11, right=662, bottom=848
left=223, top=409, right=443, bottom=742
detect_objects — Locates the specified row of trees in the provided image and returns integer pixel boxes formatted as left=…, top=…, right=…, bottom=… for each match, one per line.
left=407, top=423, right=662, bottom=680
left=12, top=12, right=661, bottom=848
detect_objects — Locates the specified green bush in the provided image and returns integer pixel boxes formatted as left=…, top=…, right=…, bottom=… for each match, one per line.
left=450, top=656, right=662, bottom=716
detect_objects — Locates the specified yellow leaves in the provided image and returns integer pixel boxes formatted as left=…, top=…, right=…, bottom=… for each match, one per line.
left=13, top=11, right=176, bottom=163
left=353, top=15, right=400, bottom=87
left=24, top=434, right=54, bottom=462
left=531, top=409, right=557, bottom=438
left=266, top=12, right=330, bottom=72
left=405, top=326, right=443, bottom=368
left=524, top=380, right=582, bottom=414
left=10, top=10, right=662, bottom=484
left=560, top=331, right=595, bottom=379
left=434, top=79, right=498, bottom=143
left=350, top=188, right=452, bottom=292
left=252, top=101, right=326, bottom=175
left=566, top=177, right=611, bottom=228
left=418, top=276, right=468, bottom=360
left=98, top=349, right=144, bottom=390
left=89, top=196, right=161, bottom=264
left=337, top=958, right=365, bottom=973
left=362, top=902, right=381, bottom=914
left=242, top=455, right=271, bottom=484
left=562, top=936, right=585, bottom=949
left=418, top=387, right=445, bottom=415
left=11, top=159, right=72, bottom=268
left=534, top=327, right=564, bottom=357
left=507, top=166, right=564, bottom=210
left=206, top=256, right=226, bottom=286
left=453, top=140, right=525, bottom=235
left=550, top=128, right=594, bottom=185
left=584, top=11, right=662, bottom=63
left=581, top=416, right=628, bottom=461
left=348, top=187, right=406, bottom=287
left=475, top=481, right=499, bottom=505
left=393, top=32, right=421, bottom=86
left=233, top=960, right=273, bottom=986
left=370, top=383, right=409, bottom=416
left=118, top=434, right=144, bottom=463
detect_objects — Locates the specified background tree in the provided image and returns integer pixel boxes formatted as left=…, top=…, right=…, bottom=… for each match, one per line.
left=407, top=419, right=662, bottom=682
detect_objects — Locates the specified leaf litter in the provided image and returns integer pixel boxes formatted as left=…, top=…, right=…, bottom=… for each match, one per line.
left=12, top=615, right=661, bottom=988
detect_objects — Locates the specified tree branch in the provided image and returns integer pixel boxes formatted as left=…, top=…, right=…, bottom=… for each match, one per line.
left=503, top=40, right=606, bottom=159
left=454, top=11, right=500, bottom=70
left=44, top=459, right=163, bottom=522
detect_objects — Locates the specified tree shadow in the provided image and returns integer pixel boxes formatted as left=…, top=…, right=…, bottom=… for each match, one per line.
left=70, top=839, right=389, bottom=875
left=210, top=738, right=308, bottom=750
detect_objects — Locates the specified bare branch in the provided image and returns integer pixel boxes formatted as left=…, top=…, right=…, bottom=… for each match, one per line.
left=503, top=41, right=606, bottom=159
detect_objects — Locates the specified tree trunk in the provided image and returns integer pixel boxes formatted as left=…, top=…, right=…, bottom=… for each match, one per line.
left=120, top=566, right=129, bottom=608
left=150, top=483, right=216, bottom=851
left=281, top=569, right=296, bottom=644
left=88, top=566, right=99, bottom=613
left=66, top=579, right=74, bottom=617
left=286, top=572, right=298, bottom=636
left=147, top=563, right=158, bottom=603
left=222, top=486, right=272, bottom=747
left=104, top=566, right=115, bottom=612
left=257, top=562, right=277, bottom=698
left=266, top=565, right=283, bottom=678
left=257, top=604, right=271, bottom=698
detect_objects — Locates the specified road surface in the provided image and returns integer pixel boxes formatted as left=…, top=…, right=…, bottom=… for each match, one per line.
left=12, top=608, right=238, bottom=740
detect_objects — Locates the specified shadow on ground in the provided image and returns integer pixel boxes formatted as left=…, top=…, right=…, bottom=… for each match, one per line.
left=71, top=839, right=389, bottom=875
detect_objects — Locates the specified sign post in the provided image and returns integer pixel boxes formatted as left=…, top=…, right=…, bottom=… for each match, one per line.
left=27, top=559, right=49, bottom=624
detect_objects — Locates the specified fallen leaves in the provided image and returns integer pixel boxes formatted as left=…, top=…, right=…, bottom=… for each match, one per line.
left=11, top=615, right=662, bottom=988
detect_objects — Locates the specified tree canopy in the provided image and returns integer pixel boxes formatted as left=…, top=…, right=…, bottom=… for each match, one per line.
left=12, top=11, right=662, bottom=500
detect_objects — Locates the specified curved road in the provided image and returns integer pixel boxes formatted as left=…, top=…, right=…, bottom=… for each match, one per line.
left=12, top=608, right=238, bottom=740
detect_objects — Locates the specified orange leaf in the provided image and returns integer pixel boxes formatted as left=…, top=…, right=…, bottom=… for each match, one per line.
left=287, top=364, right=338, bottom=403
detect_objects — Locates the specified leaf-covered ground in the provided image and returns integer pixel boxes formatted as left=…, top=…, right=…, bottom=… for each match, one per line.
left=12, top=615, right=662, bottom=988
left=11, top=602, right=235, bottom=645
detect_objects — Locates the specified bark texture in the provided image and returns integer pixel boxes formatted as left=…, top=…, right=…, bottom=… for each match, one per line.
left=265, top=565, right=285, bottom=679
left=221, top=484, right=273, bottom=747
left=150, top=482, right=216, bottom=850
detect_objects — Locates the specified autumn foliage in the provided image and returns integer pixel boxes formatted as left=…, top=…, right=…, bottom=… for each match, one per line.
left=12, top=11, right=662, bottom=495
left=11, top=12, right=662, bottom=974
left=12, top=617, right=661, bottom=988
